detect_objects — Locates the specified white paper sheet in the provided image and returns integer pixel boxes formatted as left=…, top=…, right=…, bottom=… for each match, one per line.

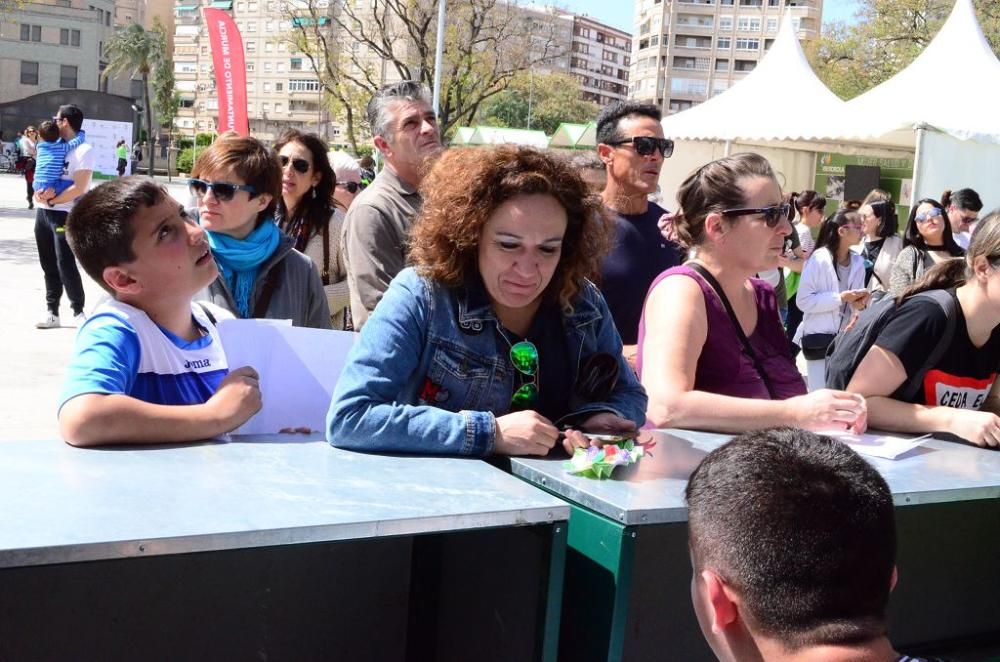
left=217, top=319, right=357, bottom=435
left=819, top=431, right=931, bottom=460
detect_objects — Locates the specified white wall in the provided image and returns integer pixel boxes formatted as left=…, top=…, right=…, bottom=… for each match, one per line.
left=915, top=130, right=1000, bottom=215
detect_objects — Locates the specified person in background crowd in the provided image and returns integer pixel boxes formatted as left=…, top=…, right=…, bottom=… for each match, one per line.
left=889, top=198, right=965, bottom=295
left=846, top=211, right=1000, bottom=448
left=274, top=130, right=351, bottom=330
left=329, top=150, right=365, bottom=211
left=570, top=152, right=607, bottom=194
left=942, top=188, right=982, bottom=250
left=132, top=141, right=143, bottom=174
left=759, top=193, right=803, bottom=325
left=341, top=80, right=443, bottom=329
left=795, top=210, right=869, bottom=391
left=686, top=427, right=920, bottom=662
left=116, top=139, right=128, bottom=177
left=33, top=104, right=91, bottom=330
left=858, top=199, right=903, bottom=295
left=638, top=153, right=866, bottom=434
left=595, top=101, right=683, bottom=366
left=19, top=126, right=37, bottom=210
left=328, top=146, right=645, bottom=456
left=783, top=190, right=825, bottom=354
left=32, top=120, right=87, bottom=202
left=189, top=133, right=331, bottom=329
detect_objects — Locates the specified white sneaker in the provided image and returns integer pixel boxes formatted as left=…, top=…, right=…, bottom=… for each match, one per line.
left=36, top=313, right=60, bottom=329
left=73, top=312, right=87, bottom=326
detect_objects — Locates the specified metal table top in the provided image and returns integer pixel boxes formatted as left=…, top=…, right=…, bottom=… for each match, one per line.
left=0, top=436, right=568, bottom=568
left=511, top=429, right=1000, bottom=526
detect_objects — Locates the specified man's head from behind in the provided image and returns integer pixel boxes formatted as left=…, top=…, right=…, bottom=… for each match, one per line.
left=56, top=104, right=84, bottom=136
left=685, top=427, right=896, bottom=661
left=596, top=101, right=669, bottom=196
left=68, top=177, right=216, bottom=302
left=366, top=80, right=441, bottom=184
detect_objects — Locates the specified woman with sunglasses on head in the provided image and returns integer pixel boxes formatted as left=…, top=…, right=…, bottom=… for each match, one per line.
left=274, top=130, right=350, bottom=330
left=794, top=210, right=869, bottom=391
left=329, top=150, right=365, bottom=211
left=189, top=133, right=331, bottom=329
left=942, top=188, right=982, bottom=250
left=857, top=195, right=902, bottom=296
left=844, top=211, right=1000, bottom=448
left=327, top=145, right=646, bottom=457
left=888, top=198, right=965, bottom=296
left=638, top=153, right=867, bottom=433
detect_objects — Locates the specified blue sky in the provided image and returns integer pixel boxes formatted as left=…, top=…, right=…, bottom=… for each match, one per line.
left=559, top=0, right=860, bottom=33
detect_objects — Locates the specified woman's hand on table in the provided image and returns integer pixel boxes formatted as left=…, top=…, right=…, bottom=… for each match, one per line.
left=788, top=389, right=867, bottom=434
left=947, top=409, right=1000, bottom=448
left=560, top=413, right=638, bottom=455
left=494, top=410, right=560, bottom=456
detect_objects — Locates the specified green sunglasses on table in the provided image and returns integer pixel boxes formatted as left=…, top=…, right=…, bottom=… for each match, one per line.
left=509, top=340, right=539, bottom=408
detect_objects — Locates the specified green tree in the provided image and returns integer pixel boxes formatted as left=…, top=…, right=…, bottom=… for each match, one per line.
left=150, top=19, right=179, bottom=175
left=477, top=71, right=600, bottom=135
left=103, top=23, right=167, bottom=176
left=809, top=0, right=1000, bottom=100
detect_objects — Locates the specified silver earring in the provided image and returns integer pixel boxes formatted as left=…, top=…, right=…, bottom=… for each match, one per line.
left=311, top=187, right=317, bottom=200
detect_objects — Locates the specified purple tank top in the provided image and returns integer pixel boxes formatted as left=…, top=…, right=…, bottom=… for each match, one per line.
left=637, top=265, right=807, bottom=400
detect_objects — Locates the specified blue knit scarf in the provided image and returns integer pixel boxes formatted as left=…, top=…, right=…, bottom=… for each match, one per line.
left=206, top=220, right=281, bottom=318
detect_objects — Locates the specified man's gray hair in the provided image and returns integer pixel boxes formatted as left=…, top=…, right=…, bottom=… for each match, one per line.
left=366, top=80, right=433, bottom=142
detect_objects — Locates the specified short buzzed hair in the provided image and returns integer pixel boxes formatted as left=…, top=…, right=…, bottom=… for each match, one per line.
left=686, top=427, right=896, bottom=650
left=366, top=80, right=432, bottom=141
left=596, top=101, right=661, bottom=147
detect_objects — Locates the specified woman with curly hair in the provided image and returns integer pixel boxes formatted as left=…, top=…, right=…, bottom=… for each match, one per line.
left=274, top=129, right=351, bottom=329
left=326, top=145, right=647, bottom=456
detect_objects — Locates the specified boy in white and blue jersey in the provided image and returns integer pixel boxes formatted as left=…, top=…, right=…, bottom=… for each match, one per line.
left=59, top=177, right=261, bottom=446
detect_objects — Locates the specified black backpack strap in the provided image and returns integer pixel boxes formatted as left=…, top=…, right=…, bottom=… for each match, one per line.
left=898, top=289, right=958, bottom=402
left=688, top=262, right=778, bottom=399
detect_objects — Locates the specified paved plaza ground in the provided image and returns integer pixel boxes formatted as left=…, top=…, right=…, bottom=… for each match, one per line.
left=0, top=172, right=189, bottom=440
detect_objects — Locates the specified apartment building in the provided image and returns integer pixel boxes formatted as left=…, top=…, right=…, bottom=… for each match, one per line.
left=629, top=0, right=822, bottom=113
left=0, top=0, right=116, bottom=104
left=566, top=15, right=631, bottom=108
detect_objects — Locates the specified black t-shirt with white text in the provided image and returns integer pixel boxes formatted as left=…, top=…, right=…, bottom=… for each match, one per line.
left=876, top=290, right=1000, bottom=408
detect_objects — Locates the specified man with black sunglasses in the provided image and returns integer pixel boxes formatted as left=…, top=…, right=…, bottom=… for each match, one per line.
left=596, top=101, right=683, bottom=367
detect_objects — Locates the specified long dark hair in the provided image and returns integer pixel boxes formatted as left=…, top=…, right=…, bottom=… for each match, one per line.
left=273, top=129, right=339, bottom=251
left=815, top=210, right=860, bottom=257
left=902, top=198, right=964, bottom=256
left=902, top=209, right=1000, bottom=302
left=867, top=199, right=898, bottom=238
left=793, top=190, right=826, bottom=217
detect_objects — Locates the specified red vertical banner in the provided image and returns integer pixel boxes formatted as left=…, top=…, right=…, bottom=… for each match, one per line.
left=203, top=8, right=249, bottom=136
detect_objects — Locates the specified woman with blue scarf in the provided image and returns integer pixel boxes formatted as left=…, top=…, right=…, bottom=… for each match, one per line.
left=188, top=134, right=331, bottom=329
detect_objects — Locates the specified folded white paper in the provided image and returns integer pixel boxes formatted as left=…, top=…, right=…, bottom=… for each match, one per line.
left=819, top=431, right=931, bottom=460
left=217, top=319, right=357, bottom=435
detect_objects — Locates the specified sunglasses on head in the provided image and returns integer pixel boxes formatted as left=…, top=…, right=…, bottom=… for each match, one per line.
left=336, top=181, right=365, bottom=194
left=915, top=207, right=943, bottom=223
left=279, top=155, right=311, bottom=174
left=721, top=202, right=791, bottom=227
left=609, top=136, right=675, bottom=158
left=188, top=178, right=256, bottom=202
left=509, top=340, right=539, bottom=408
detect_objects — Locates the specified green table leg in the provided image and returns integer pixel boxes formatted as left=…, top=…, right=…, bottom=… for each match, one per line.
left=540, top=521, right=568, bottom=662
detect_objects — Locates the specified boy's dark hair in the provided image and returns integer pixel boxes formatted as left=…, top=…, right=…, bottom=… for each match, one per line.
left=57, top=104, right=84, bottom=132
left=37, top=121, right=60, bottom=143
left=686, top=427, right=896, bottom=650
left=67, top=176, right=168, bottom=293
left=596, top=101, right=662, bottom=147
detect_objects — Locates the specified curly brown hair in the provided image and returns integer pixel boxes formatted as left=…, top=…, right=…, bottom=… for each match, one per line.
left=409, top=146, right=612, bottom=311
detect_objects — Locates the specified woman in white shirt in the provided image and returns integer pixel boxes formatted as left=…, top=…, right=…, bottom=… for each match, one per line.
left=274, top=129, right=351, bottom=330
left=858, top=199, right=903, bottom=296
left=795, top=210, right=869, bottom=391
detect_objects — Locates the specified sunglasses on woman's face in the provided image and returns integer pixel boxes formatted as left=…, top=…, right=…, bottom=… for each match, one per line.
left=721, top=203, right=791, bottom=228
left=608, top=135, right=675, bottom=158
left=279, top=155, right=311, bottom=174
left=336, top=181, right=365, bottom=194
left=915, top=207, right=943, bottom=223
left=509, top=340, right=539, bottom=408
left=188, top=178, right=256, bottom=202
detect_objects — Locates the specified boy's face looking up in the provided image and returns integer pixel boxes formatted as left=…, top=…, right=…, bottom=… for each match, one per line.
left=108, top=197, right=217, bottom=303
left=194, top=168, right=272, bottom=240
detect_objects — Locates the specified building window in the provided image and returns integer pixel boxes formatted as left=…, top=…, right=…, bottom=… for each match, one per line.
left=715, top=58, right=730, bottom=72
left=737, top=16, right=761, bottom=31
left=264, top=62, right=272, bottom=72
left=246, top=41, right=256, bottom=51
left=274, top=102, right=282, bottom=112
left=60, top=65, right=78, bottom=88
left=735, top=37, right=760, bottom=50
left=766, top=18, right=778, bottom=32
left=247, top=62, right=255, bottom=71
left=263, top=82, right=272, bottom=92
left=717, top=36, right=731, bottom=49
left=20, top=61, right=39, bottom=85
left=719, top=16, right=733, bottom=31
left=265, top=41, right=273, bottom=52
left=290, top=58, right=303, bottom=70
left=21, top=24, right=42, bottom=42
left=275, top=82, right=283, bottom=91
left=247, top=22, right=257, bottom=31
left=288, top=79, right=321, bottom=92
left=60, top=28, right=82, bottom=46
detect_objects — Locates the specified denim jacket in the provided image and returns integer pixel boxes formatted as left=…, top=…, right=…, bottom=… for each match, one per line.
left=326, top=267, right=647, bottom=456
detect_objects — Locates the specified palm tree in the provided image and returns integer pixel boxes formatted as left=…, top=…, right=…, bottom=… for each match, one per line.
left=103, top=23, right=166, bottom=177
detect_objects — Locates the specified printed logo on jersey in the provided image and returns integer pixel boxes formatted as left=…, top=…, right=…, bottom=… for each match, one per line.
left=922, top=369, right=996, bottom=410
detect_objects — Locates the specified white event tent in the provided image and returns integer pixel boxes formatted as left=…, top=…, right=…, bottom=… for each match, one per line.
left=831, top=0, right=1000, bottom=212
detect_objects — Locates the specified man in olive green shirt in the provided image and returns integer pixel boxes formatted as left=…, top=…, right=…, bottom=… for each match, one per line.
left=342, top=81, right=442, bottom=329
